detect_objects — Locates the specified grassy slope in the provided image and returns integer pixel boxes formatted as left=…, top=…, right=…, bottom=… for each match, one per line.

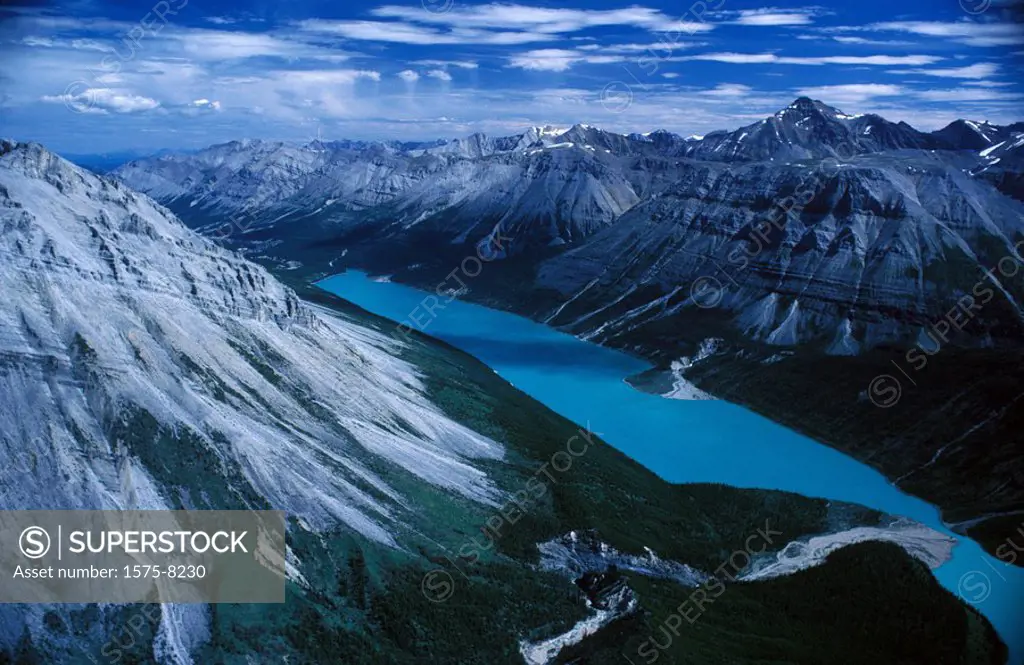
left=562, top=542, right=1003, bottom=665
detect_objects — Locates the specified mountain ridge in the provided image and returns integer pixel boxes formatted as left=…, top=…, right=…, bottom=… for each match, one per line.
left=109, top=98, right=1024, bottom=170
left=112, top=99, right=1024, bottom=355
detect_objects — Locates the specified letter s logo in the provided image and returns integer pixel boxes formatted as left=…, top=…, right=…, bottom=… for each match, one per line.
left=19, top=526, right=51, bottom=559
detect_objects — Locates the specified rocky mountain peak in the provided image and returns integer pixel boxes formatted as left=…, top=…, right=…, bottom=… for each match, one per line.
left=778, top=96, right=845, bottom=120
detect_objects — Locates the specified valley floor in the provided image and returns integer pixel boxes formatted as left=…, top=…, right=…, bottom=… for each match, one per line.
left=289, top=250, right=1024, bottom=570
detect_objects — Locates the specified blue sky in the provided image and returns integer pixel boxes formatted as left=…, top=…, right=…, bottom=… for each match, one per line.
left=1, top=0, right=1022, bottom=153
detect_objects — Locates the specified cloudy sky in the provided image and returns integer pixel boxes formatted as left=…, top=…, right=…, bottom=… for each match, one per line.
left=1, top=0, right=1022, bottom=153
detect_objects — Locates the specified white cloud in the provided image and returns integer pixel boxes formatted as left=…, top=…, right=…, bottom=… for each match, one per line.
left=914, top=87, right=1023, bottom=102
left=182, top=98, right=222, bottom=115
left=794, top=82, right=1019, bottom=105
left=598, top=41, right=706, bottom=53
left=846, top=20, right=1024, bottom=47
left=21, top=36, right=57, bottom=48
left=507, top=48, right=627, bottom=71
left=426, top=69, right=453, bottom=82
left=509, top=46, right=802, bottom=71
left=701, top=83, right=753, bottom=97
left=411, top=59, right=479, bottom=69
left=175, top=31, right=283, bottom=59
left=796, top=54, right=942, bottom=66
left=684, top=52, right=777, bottom=64
left=277, top=69, right=382, bottom=85
left=648, top=21, right=717, bottom=34
left=732, top=10, right=815, bottom=26
left=171, top=29, right=352, bottom=60
left=889, top=62, right=999, bottom=79
left=508, top=49, right=579, bottom=71
left=9, top=14, right=140, bottom=35
left=70, top=38, right=114, bottom=52
left=681, top=52, right=942, bottom=66
left=294, top=4, right=703, bottom=47
left=20, top=36, right=113, bottom=52
left=398, top=70, right=420, bottom=82
left=828, top=36, right=916, bottom=46
left=370, top=4, right=675, bottom=33
left=42, top=87, right=160, bottom=113
left=795, top=83, right=904, bottom=104
left=17, top=21, right=357, bottom=62
left=295, top=19, right=547, bottom=45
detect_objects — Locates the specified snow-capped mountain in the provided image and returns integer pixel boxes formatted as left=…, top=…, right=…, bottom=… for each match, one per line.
left=114, top=99, right=1024, bottom=243
left=680, top=97, right=937, bottom=162
left=115, top=125, right=683, bottom=254
left=932, top=119, right=1011, bottom=151
left=680, top=100, right=1023, bottom=162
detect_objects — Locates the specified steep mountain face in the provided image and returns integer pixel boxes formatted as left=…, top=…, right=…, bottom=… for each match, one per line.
left=972, top=131, right=1024, bottom=201
left=0, top=139, right=506, bottom=521
left=0, top=138, right=513, bottom=660
left=536, top=151, right=1024, bottom=355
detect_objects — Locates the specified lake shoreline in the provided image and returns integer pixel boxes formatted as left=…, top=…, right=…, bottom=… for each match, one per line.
left=314, top=270, right=1024, bottom=663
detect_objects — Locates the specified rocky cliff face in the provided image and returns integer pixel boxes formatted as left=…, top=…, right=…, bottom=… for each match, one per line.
left=537, top=151, right=1024, bottom=357
left=0, top=139, right=506, bottom=521
left=0, top=139, right=510, bottom=660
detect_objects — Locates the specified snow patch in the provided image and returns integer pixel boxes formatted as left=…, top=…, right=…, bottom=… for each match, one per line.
left=980, top=140, right=1006, bottom=158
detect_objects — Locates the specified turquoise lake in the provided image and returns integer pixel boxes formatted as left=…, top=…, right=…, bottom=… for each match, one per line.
left=318, top=270, right=1023, bottom=663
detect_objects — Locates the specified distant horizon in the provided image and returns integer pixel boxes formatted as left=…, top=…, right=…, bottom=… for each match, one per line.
left=2, top=0, right=1022, bottom=154
left=30, top=97, right=1024, bottom=159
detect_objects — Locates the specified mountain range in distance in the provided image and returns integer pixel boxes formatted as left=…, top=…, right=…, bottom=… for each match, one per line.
left=111, top=98, right=1024, bottom=569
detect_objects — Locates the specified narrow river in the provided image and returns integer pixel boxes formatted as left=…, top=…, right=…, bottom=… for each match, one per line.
left=318, top=270, right=1023, bottom=663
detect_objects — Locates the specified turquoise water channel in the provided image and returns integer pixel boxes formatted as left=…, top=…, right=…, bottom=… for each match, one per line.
left=319, top=271, right=1023, bottom=662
